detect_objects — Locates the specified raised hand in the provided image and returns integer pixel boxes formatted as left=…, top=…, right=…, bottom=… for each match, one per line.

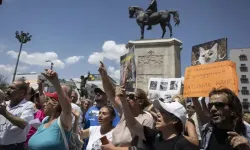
left=101, top=142, right=115, bottom=150
left=98, top=61, right=107, bottom=76
left=115, top=86, right=126, bottom=97
left=227, top=131, right=250, bottom=149
left=42, top=69, right=59, bottom=85
left=37, top=79, right=45, bottom=91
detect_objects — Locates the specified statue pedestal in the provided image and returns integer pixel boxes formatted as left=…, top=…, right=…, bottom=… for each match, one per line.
left=126, top=38, right=182, bottom=92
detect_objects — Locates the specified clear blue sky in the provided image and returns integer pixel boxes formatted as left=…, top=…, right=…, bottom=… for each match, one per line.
left=0, top=0, right=250, bottom=81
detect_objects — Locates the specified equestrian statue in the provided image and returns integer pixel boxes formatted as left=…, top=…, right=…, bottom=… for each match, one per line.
left=128, top=0, right=180, bottom=39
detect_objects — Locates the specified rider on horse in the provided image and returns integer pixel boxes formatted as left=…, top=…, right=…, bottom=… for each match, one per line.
left=145, top=0, right=158, bottom=30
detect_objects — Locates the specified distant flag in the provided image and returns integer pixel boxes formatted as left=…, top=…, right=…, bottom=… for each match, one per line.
left=0, top=0, right=2, bottom=5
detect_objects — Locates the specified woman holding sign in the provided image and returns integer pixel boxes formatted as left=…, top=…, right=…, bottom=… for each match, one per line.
left=99, top=62, right=154, bottom=150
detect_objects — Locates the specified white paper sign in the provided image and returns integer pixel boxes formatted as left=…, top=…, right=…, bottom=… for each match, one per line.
left=148, top=78, right=182, bottom=102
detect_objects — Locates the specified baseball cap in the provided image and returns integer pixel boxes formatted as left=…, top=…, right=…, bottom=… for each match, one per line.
left=94, top=87, right=105, bottom=94
left=153, top=100, right=186, bottom=124
left=45, top=92, right=58, bottom=101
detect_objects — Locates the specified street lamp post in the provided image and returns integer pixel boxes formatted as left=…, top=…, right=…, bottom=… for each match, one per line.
left=12, top=31, right=32, bottom=82
left=46, top=60, right=54, bottom=70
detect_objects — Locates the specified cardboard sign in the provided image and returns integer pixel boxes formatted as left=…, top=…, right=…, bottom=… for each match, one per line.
left=184, top=61, right=238, bottom=97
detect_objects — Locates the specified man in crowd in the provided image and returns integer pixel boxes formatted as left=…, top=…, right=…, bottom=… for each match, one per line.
left=84, top=87, right=120, bottom=128
left=0, top=80, right=34, bottom=150
left=71, top=90, right=83, bottom=129
left=201, top=88, right=250, bottom=150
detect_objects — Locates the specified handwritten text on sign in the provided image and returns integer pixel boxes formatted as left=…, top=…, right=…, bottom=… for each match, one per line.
left=183, top=61, right=238, bottom=97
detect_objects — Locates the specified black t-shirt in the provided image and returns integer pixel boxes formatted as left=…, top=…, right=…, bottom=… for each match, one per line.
left=143, top=126, right=199, bottom=150
left=207, top=128, right=235, bottom=150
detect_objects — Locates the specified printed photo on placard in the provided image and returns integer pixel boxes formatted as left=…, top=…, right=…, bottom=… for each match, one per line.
left=191, top=38, right=227, bottom=66
left=148, top=78, right=182, bottom=102
left=149, top=92, right=160, bottom=101
left=170, top=81, right=179, bottom=90
left=160, top=81, right=168, bottom=91
left=149, top=81, right=158, bottom=90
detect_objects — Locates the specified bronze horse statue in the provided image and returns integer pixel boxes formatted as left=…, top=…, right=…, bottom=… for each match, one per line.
left=128, top=6, right=180, bottom=39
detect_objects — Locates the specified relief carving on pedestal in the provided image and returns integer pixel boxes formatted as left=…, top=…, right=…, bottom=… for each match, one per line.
left=137, top=50, right=164, bottom=68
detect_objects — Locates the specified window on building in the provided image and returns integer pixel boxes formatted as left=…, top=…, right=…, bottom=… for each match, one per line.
left=240, top=64, right=248, bottom=72
left=243, top=99, right=248, bottom=102
left=239, top=55, right=248, bottom=61
left=241, top=75, right=249, bottom=84
left=242, top=87, right=249, bottom=95
left=242, top=75, right=247, bottom=78
left=242, top=99, right=249, bottom=110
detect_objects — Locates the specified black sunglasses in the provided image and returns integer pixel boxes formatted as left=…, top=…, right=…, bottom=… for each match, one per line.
left=208, top=102, right=230, bottom=110
left=127, top=94, right=135, bottom=100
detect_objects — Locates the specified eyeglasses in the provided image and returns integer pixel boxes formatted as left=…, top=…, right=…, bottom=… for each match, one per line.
left=207, top=102, right=230, bottom=110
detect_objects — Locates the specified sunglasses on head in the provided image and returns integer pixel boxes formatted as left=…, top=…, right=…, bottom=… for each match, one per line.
left=207, top=102, right=230, bottom=110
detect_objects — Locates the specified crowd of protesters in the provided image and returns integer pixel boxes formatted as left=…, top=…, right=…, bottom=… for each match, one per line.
left=0, top=62, right=250, bottom=150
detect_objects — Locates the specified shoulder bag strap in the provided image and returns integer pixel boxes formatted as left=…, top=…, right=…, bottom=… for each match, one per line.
left=58, top=117, right=70, bottom=150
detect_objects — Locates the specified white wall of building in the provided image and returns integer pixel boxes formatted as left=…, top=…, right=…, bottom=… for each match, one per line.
left=14, top=73, right=54, bottom=92
left=229, top=48, right=250, bottom=112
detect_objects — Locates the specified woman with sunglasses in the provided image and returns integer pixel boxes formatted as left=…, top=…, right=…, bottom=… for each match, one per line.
left=102, top=88, right=198, bottom=150
left=99, top=62, right=154, bottom=149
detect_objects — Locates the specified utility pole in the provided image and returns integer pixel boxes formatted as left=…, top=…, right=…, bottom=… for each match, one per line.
left=12, top=31, right=32, bottom=82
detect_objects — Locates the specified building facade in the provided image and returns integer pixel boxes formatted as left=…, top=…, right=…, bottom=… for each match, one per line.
left=13, top=73, right=55, bottom=92
left=229, top=48, right=250, bottom=112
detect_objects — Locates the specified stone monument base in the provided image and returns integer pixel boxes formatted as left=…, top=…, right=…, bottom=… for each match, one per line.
left=126, top=38, right=182, bottom=92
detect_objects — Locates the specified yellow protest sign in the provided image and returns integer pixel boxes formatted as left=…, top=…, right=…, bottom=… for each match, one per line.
left=183, top=61, right=238, bottom=97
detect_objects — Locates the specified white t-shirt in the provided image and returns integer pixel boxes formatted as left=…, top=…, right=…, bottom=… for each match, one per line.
left=86, top=126, right=113, bottom=150
left=0, top=99, right=34, bottom=145
left=191, top=113, right=202, bottom=140
left=71, top=103, right=83, bottom=129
